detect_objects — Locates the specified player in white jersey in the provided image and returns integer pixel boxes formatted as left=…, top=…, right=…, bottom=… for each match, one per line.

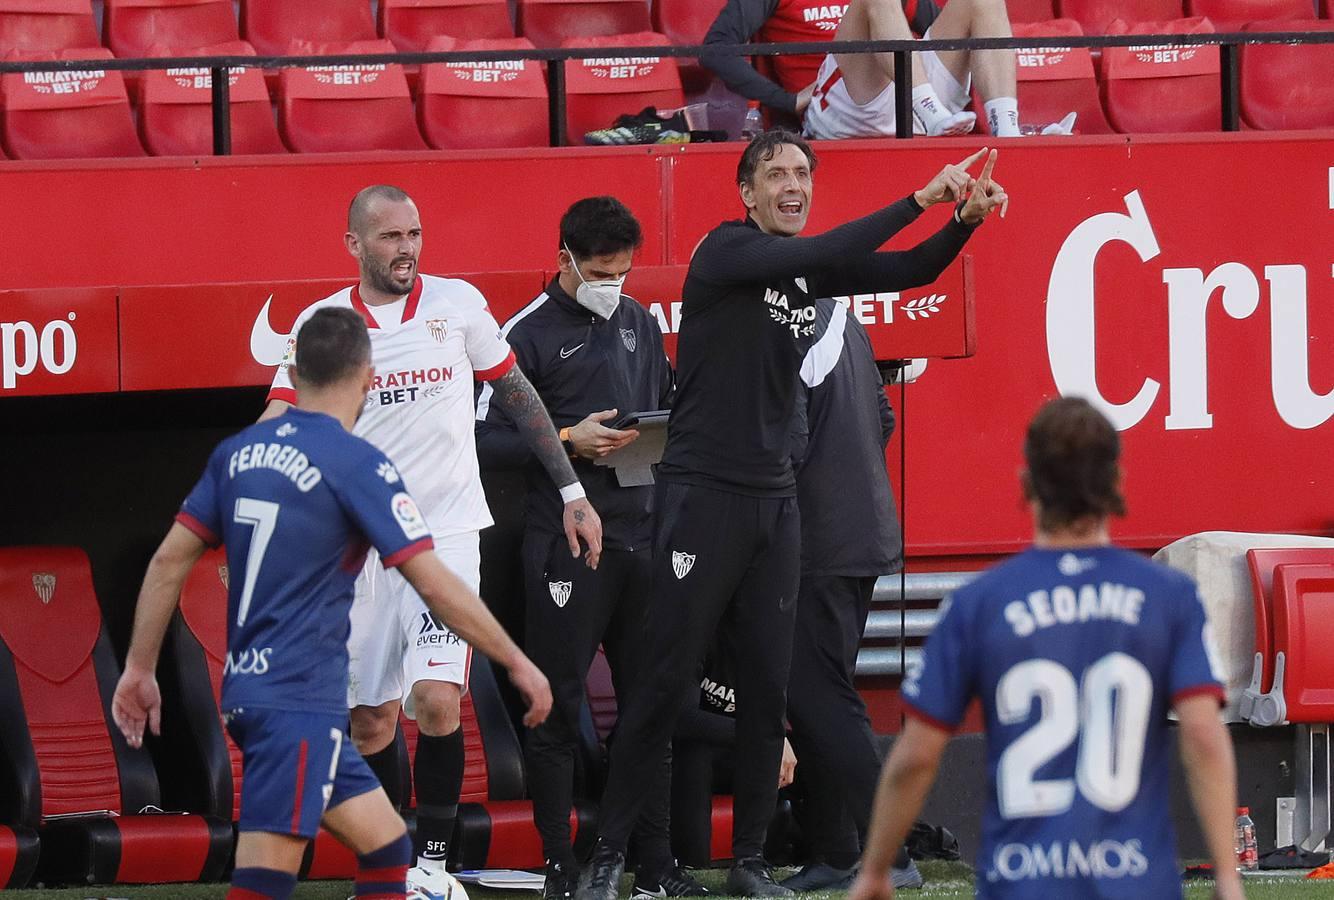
left=261, top=185, right=602, bottom=893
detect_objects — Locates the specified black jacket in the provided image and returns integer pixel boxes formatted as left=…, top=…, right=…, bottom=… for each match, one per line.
left=474, top=278, right=674, bottom=551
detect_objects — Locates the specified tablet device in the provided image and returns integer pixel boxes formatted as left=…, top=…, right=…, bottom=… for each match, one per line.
left=612, top=409, right=670, bottom=430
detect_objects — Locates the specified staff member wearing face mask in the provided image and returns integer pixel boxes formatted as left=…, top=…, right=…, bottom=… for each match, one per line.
left=475, top=197, right=695, bottom=900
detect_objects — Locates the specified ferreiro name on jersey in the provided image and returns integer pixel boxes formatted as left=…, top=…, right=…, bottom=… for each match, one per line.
left=229, top=442, right=322, bottom=492
left=1004, top=582, right=1145, bottom=637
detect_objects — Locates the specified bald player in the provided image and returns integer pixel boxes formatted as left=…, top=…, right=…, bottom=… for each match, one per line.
left=260, top=185, right=602, bottom=896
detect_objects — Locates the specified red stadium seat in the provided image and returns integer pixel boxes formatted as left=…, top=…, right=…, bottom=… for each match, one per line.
left=241, top=0, right=377, bottom=56
left=1244, top=549, right=1334, bottom=700
left=0, top=0, right=98, bottom=54
left=1, top=48, right=146, bottom=159
left=518, top=0, right=651, bottom=48
left=651, top=0, right=725, bottom=92
left=418, top=35, right=549, bottom=149
left=139, top=42, right=287, bottom=156
left=1271, top=563, right=1334, bottom=722
left=0, top=828, right=38, bottom=889
left=1240, top=19, right=1334, bottom=129
left=1004, top=20, right=1114, bottom=133
left=561, top=32, right=684, bottom=144
left=279, top=39, right=428, bottom=152
left=1006, top=0, right=1058, bottom=21
left=103, top=0, right=239, bottom=57
left=1057, top=0, right=1184, bottom=33
left=1101, top=17, right=1222, bottom=132
left=0, top=547, right=231, bottom=885
left=1187, top=0, right=1315, bottom=31
left=381, top=0, right=514, bottom=50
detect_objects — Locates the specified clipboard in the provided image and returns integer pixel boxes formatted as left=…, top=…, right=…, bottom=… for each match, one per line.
left=593, top=409, right=670, bottom=486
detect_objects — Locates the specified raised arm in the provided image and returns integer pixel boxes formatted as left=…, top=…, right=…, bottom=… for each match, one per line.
left=700, top=0, right=802, bottom=114
left=488, top=365, right=603, bottom=568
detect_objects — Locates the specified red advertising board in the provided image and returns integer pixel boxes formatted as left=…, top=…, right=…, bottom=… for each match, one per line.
left=0, top=288, right=118, bottom=397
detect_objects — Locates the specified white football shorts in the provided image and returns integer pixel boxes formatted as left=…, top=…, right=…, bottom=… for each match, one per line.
left=803, top=31, right=971, bottom=140
left=346, top=530, right=481, bottom=718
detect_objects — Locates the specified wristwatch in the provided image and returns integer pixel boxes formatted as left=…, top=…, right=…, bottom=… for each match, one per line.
left=559, top=427, right=575, bottom=456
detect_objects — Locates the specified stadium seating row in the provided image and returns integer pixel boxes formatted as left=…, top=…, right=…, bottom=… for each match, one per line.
left=1013, top=0, right=1332, bottom=32
left=0, top=546, right=617, bottom=888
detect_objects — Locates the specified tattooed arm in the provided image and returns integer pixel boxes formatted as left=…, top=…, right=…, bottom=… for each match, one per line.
left=488, top=365, right=603, bottom=568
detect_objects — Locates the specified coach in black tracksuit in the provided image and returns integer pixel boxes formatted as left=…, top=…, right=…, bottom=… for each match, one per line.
left=577, top=133, right=1007, bottom=900
left=783, top=298, right=914, bottom=891
left=475, top=198, right=691, bottom=900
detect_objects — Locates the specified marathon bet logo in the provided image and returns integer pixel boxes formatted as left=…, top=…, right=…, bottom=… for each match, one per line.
left=620, top=328, right=636, bottom=352
left=548, top=581, right=572, bottom=608
left=672, top=551, right=696, bottom=580
left=32, top=573, right=55, bottom=605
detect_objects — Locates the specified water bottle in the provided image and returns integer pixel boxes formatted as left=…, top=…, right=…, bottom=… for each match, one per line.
left=740, top=101, right=764, bottom=140
left=1235, top=807, right=1258, bottom=871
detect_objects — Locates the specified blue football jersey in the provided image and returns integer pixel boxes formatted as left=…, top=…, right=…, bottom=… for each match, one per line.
left=176, top=407, right=435, bottom=714
left=902, top=546, right=1224, bottom=899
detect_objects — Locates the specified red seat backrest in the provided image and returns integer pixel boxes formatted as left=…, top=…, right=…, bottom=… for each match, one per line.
left=1246, top=548, right=1334, bottom=693
left=400, top=694, right=491, bottom=806
left=1, top=48, right=146, bottom=159
left=380, top=0, right=514, bottom=50
left=1101, top=17, right=1222, bottom=133
left=241, top=0, right=377, bottom=56
left=651, top=0, right=725, bottom=44
left=0, top=547, right=123, bottom=819
left=1006, top=20, right=1114, bottom=134
left=139, top=41, right=287, bottom=156
left=518, top=0, right=652, bottom=48
left=178, top=546, right=244, bottom=818
left=1057, top=0, right=1185, bottom=33
left=103, top=0, right=240, bottom=57
left=279, top=38, right=428, bottom=152
left=1271, top=563, right=1334, bottom=722
left=561, top=31, right=684, bottom=144
left=0, top=0, right=98, bottom=54
left=419, top=35, right=548, bottom=149
left=1186, top=0, right=1315, bottom=31
left=1240, top=19, right=1334, bottom=130
left=1006, top=0, right=1059, bottom=22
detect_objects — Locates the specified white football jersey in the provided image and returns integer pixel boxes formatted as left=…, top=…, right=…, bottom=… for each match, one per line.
left=268, top=274, right=514, bottom=537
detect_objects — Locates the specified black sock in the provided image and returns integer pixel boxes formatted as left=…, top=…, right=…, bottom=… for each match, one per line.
left=894, top=845, right=911, bottom=869
left=414, top=728, right=464, bottom=864
left=363, top=741, right=405, bottom=812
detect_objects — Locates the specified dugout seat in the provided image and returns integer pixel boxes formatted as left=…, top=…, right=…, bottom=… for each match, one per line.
left=381, top=0, right=514, bottom=50
left=418, top=35, right=548, bottom=148
left=1187, top=0, right=1316, bottom=31
left=1006, top=0, right=1058, bottom=21
left=1240, top=19, right=1334, bottom=130
left=103, top=0, right=240, bottom=57
left=561, top=32, right=684, bottom=144
left=0, top=547, right=231, bottom=885
left=0, top=827, right=38, bottom=889
left=1002, top=20, right=1114, bottom=134
left=1271, top=564, right=1334, bottom=723
left=1101, top=17, right=1222, bottom=132
left=1, top=48, right=146, bottom=159
left=279, top=38, right=428, bottom=152
left=1057, top=0, right=1184, bottom=33
left=518, top=0, right=652, bottom=48
left=139, top=42, right=287, bottom=156
left=241, top=0, right=378, bottom=56
left=650, top=0, right=725, bottom=93
left=0, top=0, right=98, bottom=54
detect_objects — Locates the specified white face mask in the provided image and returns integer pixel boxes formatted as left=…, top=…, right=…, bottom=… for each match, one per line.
left=565, top=244, right=625, bottom=319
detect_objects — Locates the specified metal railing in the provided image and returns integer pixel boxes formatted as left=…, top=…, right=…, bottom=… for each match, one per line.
left=1, top=29, right=1332, bottom=151
left=855, top=570, right=976, bottom=677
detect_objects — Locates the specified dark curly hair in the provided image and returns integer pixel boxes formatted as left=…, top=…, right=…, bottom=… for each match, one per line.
left=559, top=196, right=643, bottom=259
left=1024, top=397, right=1127, bottom=531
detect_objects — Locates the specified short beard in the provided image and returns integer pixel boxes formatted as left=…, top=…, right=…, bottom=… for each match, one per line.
left=365, top=259, right=415, bottom=297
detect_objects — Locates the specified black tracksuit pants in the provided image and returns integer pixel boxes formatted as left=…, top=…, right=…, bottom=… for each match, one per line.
left=596, top=480, right=801, bottom=861
left=521, top=532, right=671, bottom=869
left=786, top=574, right=881, bottom=866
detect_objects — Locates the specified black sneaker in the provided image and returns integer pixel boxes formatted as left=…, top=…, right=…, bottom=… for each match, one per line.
left=545, top=860, right=581, bottom=900
left=631, top=863, right=711, bottom=898
left=725, top=857, right=793, bottom=897
left=779, top=863, right=856, bottom=892
left=576, top=844, right=626, bottom=900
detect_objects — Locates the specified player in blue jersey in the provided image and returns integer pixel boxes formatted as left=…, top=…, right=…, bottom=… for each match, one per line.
left=847, top=397, right=1243, bottom=900
left=111, top=308, right=553, bottom=900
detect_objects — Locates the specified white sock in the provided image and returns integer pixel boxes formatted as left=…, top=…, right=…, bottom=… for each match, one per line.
left=985, top=97, right=1020, bottom=137
left=911, top=83, right=952, bottom=131
left=416, top=856, right=447, bottom=873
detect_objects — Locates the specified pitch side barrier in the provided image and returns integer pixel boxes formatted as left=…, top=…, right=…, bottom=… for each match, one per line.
left=2, top=30, right=1333, bottom=149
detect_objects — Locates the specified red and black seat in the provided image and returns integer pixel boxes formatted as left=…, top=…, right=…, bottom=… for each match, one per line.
left=1057, top=0, right=1185, bottom=33
left=0, top=828, right=38, bottom=889
left=0, top=547, right=230, bottom=886
left=1186, top=0, right=1316, bottom=31
left=418, top=35, right=549, bottom=149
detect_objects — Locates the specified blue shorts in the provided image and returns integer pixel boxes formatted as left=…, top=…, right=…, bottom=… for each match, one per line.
left=225, top=707, right=381, bottom=839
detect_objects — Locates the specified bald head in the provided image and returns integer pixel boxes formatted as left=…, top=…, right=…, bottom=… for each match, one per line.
left=348, top=185, right=414, bottom=237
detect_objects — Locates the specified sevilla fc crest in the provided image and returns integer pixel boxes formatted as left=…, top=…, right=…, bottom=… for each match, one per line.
left=32, top=573, right=55, bottom=605
left=620, top=328, right=637, bottom=352
left=672, top=551, right=696, bottom=580
left=549, top=581, right=572, bottom=607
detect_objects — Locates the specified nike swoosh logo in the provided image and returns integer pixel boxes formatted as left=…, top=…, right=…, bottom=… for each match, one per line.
left=426, top=659, right=449, bottom=667
left=631, top=888, right=667, bottom=899
left=249, top=294, right=291, bottom=366
left=559, top=343, right=584, bottom=359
